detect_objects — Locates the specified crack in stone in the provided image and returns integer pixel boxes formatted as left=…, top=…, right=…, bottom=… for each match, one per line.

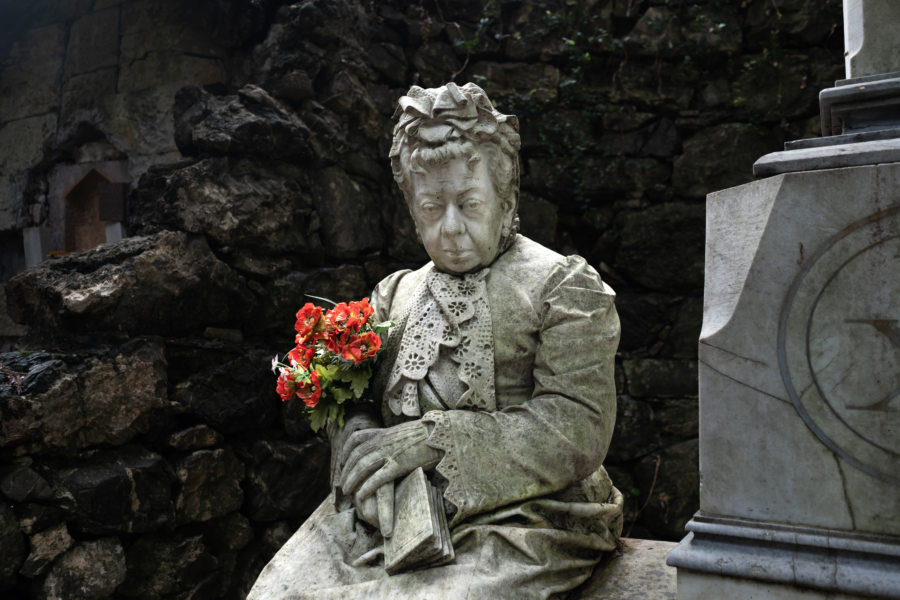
left=834, top=455, right=857, bottom=530
left=698, top=359, right=790, bottom=405
left=700, top=341, right=769, bottom=367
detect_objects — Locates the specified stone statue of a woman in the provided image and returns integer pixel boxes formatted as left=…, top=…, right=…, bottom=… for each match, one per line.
left=248, top=82, right=623, bottom=599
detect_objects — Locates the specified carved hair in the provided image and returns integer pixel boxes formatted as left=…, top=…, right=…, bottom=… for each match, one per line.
left=389, top=83, right=522, bottom=241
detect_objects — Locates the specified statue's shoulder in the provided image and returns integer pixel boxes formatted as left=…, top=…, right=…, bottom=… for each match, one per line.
left=494, top=235, right=608, bottom=297
left=370, top=263, right=432, bottom=319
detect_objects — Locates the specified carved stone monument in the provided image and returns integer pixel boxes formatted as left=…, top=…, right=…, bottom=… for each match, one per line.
left=667, top=1, right=900, bottom=598
left=249, top=83, right=625, bottom=599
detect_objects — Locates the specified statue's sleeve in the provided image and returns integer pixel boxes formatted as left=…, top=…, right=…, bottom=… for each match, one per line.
left=423, top=256, right=620, bottom=525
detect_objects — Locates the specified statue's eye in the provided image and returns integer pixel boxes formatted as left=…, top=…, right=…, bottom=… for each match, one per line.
left=462, top=198, right=481, bottom=211
left=420, top=202, right=441, bottom=216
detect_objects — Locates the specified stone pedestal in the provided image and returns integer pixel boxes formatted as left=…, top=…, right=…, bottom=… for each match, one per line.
left=667, top=139, right=900, bottom=600
left=669, top=3, right=900, bottom=597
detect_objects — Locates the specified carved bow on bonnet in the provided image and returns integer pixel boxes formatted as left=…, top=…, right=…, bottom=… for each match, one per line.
left=389, top=82, right=520, bottom=158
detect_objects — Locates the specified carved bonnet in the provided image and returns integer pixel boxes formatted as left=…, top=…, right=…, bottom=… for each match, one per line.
left=389, top=82, right=522, bottom=242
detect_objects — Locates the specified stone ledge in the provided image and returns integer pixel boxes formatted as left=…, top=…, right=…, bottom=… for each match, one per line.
left=576, top=537, right=676, bottom=599
left=753, top=138, right=900, bottom=176
left=667, top=516, right=900, bottom=599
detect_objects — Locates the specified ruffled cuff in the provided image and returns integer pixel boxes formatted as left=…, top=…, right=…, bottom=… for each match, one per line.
left=422, top=410, right=466, bottom=523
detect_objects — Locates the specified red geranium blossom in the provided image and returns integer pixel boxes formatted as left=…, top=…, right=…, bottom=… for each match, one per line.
left=326, top=302, right=352, bottom=333
left=340, top=331, right=382, bottom=364
left=295, top=303, right=324, bottom=343
left=276, top=370, right=296, bottom=402
left=295, top=370, right=322, bottom=407
left=345, top=298, right=374, bottom=331
left=322, top=330, right=347, bottom=355
left=288, top=345, right=314, bottom=368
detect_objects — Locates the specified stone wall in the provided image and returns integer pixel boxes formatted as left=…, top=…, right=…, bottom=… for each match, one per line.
left=0, top=0, right=844, bottom=597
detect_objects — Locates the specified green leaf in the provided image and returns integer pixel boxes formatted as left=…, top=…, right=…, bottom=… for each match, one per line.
left=315, top=363, right=340, bottom=386
left=371, top=320, right=394, bottom=334
left=344, top=366, right=372, bottom=398
left=327, top=403, right=345, bottom=429
left=331, top=386, right=353, bottom=404
left=308, top=403, right=328, bottom=432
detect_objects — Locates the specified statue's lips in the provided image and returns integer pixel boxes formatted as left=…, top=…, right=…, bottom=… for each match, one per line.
left=441, top=248, right=473, bottom=260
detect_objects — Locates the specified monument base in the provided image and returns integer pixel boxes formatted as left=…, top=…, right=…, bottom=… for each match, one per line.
left=667, top=515, right=900, bottom=599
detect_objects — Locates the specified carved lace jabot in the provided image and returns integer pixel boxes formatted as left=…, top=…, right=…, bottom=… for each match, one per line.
left=385, top=267, right=496, bottom=417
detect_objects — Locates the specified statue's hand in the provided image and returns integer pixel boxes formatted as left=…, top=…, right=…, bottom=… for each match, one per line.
left=340, top=421, right=442, bottom=535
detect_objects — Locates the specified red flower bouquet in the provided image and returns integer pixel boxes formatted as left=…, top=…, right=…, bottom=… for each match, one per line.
left=273, top=297, right=391, bottom=431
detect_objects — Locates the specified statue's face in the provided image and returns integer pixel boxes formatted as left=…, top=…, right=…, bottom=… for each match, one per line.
left=409, top=155, right=513, bottom=274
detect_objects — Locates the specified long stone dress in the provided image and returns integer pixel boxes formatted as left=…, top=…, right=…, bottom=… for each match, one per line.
left=248, top=235, right=623, bottom=599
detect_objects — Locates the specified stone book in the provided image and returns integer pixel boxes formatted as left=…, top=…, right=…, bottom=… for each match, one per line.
left=384, top=467, right=454, bottom=575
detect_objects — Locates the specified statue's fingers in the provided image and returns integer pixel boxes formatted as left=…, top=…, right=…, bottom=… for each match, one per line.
left=377, top=484, right=394, bottom=538
left=358, top=494, right=378, bottom=527
left=341, top=439, right=382, bottom=485
left=341, top=429, right=380, bottom=470
left=355, top=460, right=400, bottom=502
left=341, top=454, right=386, bottom=494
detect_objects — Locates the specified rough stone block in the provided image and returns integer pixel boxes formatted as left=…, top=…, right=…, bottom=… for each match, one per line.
left=5, top=231, right=253, bottom=335
left=623, top=359, right=698, bottom=398
left=615, top=203, right=705, bottom=292
left=117, top=52, right=226, bottom=94
left=0, top=504, right=25, bottom=590
left=467, top=61, right=561, bottom=101
left=624, top=7, right=684, bottom=57
left=673, top=123, right=777, bottom=198
left=41, top=538, right=126, bottom=600
left=0, top=24, right=65, bottom=121
left=683, top=8, right=742, bottom=55
left=313, top=167, right=384, bottom=259
left=120, top=0, right=226, bottom=61
left=635, top=439, right=699, bottom=539
left=172, top=348, right=279, bottom=434
left=20, top=522, right=73, bottom=577
left=104, top=83, right=188, bottom=161
left=518, top=192, right=558, bottom=247
left=59, top=67, right=117, bottom=128
left=610, top=396, right=659, bottom=461
left=611, top=61, right=696, bottom=110
left=122, top=534, right=218, bottom=599
left=175, top=448, right=245, bottom=524
left=241, top=438, right=330, bottom=521
left=167, top=425, right=223, bottom=451
left=0, top=114, right=57, bottom=173
left=56, top=447, right=174, bottom=535
left=0, top=180, right=22, bottom=232
left=63, top=8, right=120, bottom=78
left=0, top=466, right=52, bottom=503
left=135, top=157, right=320, bottom=254
left=203, top=512, right=254, bottom=552
left=0, top=342, right=168, bottom=454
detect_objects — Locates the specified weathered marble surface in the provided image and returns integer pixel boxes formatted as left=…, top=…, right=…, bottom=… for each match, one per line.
left=697, top=164, right=899, bottom=529
left=668, top=161, right=900, bottom=598
left=843, top=0, right=900, bottom=78
left=581, top=538, right=676, bottom=600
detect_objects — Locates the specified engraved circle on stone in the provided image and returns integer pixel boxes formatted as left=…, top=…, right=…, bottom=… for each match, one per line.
left=808, top=235, right=900, bottom=456
left=778, top=205, right=900, bottom=486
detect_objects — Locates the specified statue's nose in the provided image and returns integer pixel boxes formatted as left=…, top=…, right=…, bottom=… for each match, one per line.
left=441, top=204, right=465, bottom=236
